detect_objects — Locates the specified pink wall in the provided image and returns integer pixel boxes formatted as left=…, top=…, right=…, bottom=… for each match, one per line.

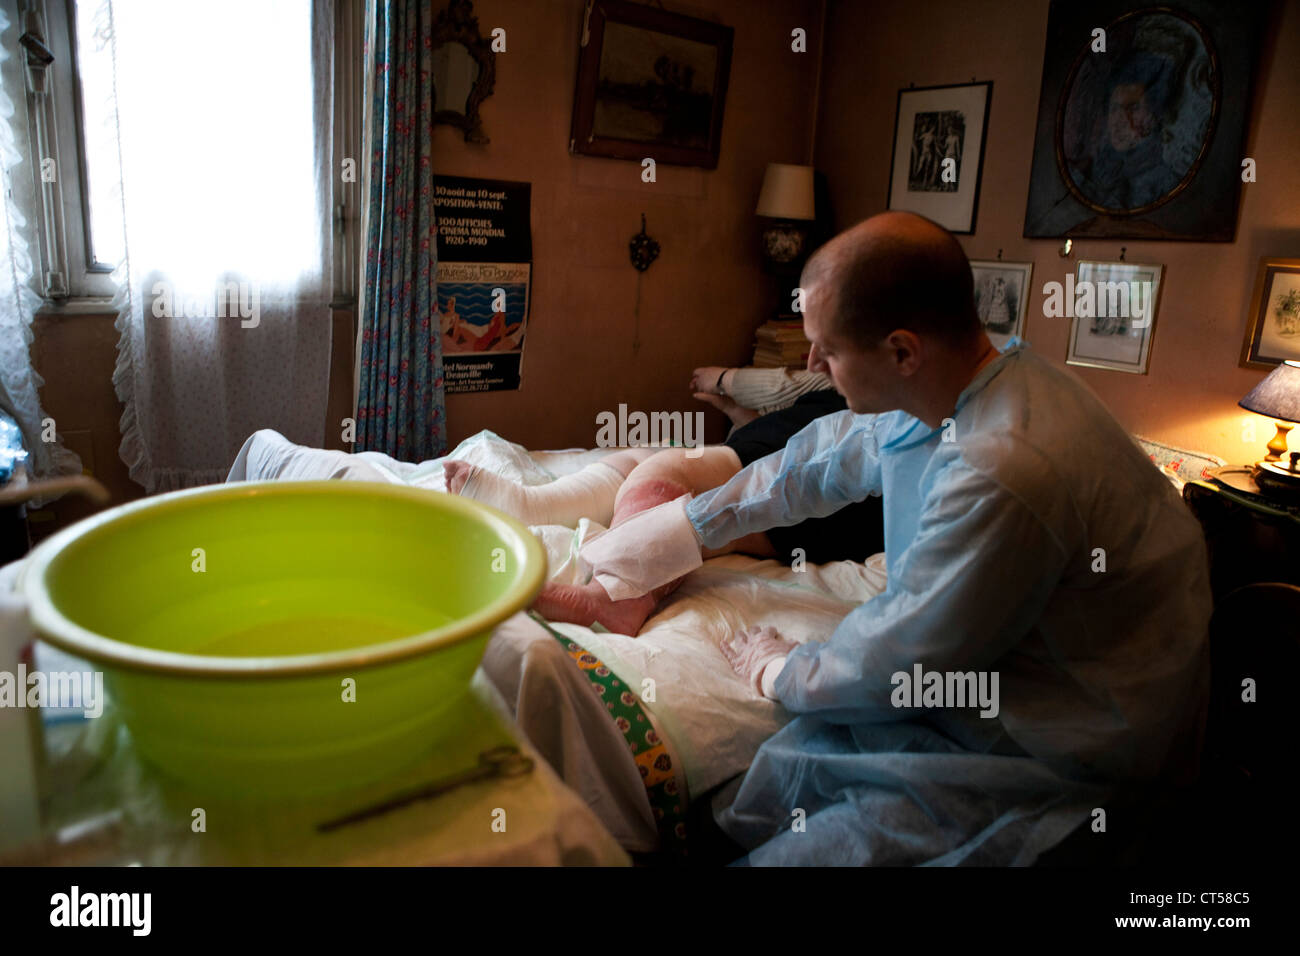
left=814, top=0, right=1300, bottom=464
left=433, top=0, right=822, bottom=451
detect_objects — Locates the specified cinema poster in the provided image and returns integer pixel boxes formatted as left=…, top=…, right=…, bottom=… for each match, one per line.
left=433, top=175, right=532, bottom=393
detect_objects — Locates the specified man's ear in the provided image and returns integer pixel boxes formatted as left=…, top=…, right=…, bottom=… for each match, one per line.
left=885, top=329, right=924, bottom=376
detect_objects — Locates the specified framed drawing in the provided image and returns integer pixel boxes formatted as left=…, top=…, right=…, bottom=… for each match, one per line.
left=1066, top=259, right=1163, bottom=374
left=1023, top=0, right=1267, bottom=241
left=1240, top=258, right=1300, bottom=369
left=970, top=260, right=1033, bottom=349
left=569, top=0, right=733, bottom=169
left=886, top=81, right=991, bottom=234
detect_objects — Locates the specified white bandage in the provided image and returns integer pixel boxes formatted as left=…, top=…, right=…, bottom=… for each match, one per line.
left=578, top=494, right=702, bottom=601
left=460, top=460, right=624, bottom=527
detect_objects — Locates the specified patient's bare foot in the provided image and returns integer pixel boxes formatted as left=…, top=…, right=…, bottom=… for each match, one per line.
left=444, top=459, right=475, bottom=494
left=531, top=578, right=681, bottom=636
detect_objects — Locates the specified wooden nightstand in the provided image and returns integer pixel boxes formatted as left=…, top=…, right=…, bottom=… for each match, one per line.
left=1183, top=473, right=1300, bottom=602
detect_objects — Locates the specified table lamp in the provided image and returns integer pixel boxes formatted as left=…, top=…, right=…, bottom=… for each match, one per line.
left=756, top=163, right=816, bottom=272
left=1239, top=359, right=1300, bottom=464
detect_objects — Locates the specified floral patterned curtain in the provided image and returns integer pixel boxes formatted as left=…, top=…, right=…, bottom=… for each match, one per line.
left=356, top=0, right=445, bottom=461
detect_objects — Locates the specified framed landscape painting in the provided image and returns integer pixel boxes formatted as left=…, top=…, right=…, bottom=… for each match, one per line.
left=569, top=0, right=733, bottom=169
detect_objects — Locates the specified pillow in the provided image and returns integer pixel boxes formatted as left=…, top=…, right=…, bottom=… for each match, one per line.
left=1134, top=435, right=1226, bottom=489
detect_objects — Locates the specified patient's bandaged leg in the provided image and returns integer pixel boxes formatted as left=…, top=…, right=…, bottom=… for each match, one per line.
left=450, top=459, right=625, bottom=527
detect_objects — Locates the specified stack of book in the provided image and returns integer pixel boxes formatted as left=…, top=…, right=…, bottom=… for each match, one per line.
left=752, top=319, right=810, bottom=368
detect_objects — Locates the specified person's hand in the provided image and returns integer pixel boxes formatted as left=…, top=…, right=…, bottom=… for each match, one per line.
left=691, top=366, right=729, bottom=395
left=693, top=390, right=760, bottom=429
left=719, top=625, right=798, bottom=696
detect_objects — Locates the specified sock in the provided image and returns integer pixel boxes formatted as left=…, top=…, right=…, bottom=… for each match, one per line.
left=459, top=460, right=625, bottom=527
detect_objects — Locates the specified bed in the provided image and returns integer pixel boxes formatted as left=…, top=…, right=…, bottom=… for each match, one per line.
left=226, top=427, right=888, bottom=853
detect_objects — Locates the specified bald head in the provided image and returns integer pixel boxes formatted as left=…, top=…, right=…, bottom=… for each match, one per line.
left=801, top=211, right=980, bottom=348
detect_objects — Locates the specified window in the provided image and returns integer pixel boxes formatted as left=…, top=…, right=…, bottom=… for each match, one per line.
left=7, top=0, right=361, bottom=307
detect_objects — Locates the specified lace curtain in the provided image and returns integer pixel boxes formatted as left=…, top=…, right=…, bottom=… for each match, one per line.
left=85, top=0, right=335, bottom=493
left=0, top=6, right=83, bottom=505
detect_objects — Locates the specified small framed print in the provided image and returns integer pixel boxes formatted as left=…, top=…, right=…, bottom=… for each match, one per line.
left=1239, top=258, right=1300, bottom=369
left=1065, top=259, right=1163, bottom=374
left=970, top=259, right=1033, bottom=349
left=886, top=81, right=992, bottom=234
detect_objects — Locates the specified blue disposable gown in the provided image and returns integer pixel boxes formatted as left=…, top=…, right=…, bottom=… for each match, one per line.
left=686, top=343, right=1211, bottom=865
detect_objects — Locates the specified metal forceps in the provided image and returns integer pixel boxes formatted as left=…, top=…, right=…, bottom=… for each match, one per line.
left=316, top=746, right=535, bottom=833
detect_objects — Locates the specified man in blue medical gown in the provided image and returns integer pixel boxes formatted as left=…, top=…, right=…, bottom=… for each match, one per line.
left=579, top=211, right=1211, bottom=865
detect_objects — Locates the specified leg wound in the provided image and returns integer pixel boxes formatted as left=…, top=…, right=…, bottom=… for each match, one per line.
left=612, top=478, right=692, bottom=527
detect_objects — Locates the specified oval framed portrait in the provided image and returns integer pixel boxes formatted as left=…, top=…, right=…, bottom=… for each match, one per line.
left=1054, top=7, right=1220, bottom=218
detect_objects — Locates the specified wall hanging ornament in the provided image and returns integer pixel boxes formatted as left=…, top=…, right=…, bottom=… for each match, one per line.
left=629, top=213, right=660, bottom=272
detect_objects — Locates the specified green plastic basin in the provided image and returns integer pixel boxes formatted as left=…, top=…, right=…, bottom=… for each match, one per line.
left=18, top=480, right=546, bottom=798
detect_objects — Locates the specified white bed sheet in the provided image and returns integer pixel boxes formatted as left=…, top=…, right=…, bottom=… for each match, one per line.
left=227, top=428, right=887, bottom=852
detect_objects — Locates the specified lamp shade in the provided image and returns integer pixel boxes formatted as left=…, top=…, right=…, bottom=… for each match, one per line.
left=1239, top=360, right=1300, bottom=423
left=756, top=163, right=815, bottom=220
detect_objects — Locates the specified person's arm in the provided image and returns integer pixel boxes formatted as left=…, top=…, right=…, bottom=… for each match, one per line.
left=772, top=462, right=1068, bottom=722
left=727, top=367, right=835, bottom=414
left=579, top=409, right=880, bottom=600
left=688, top=408, right=880, bottom=550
